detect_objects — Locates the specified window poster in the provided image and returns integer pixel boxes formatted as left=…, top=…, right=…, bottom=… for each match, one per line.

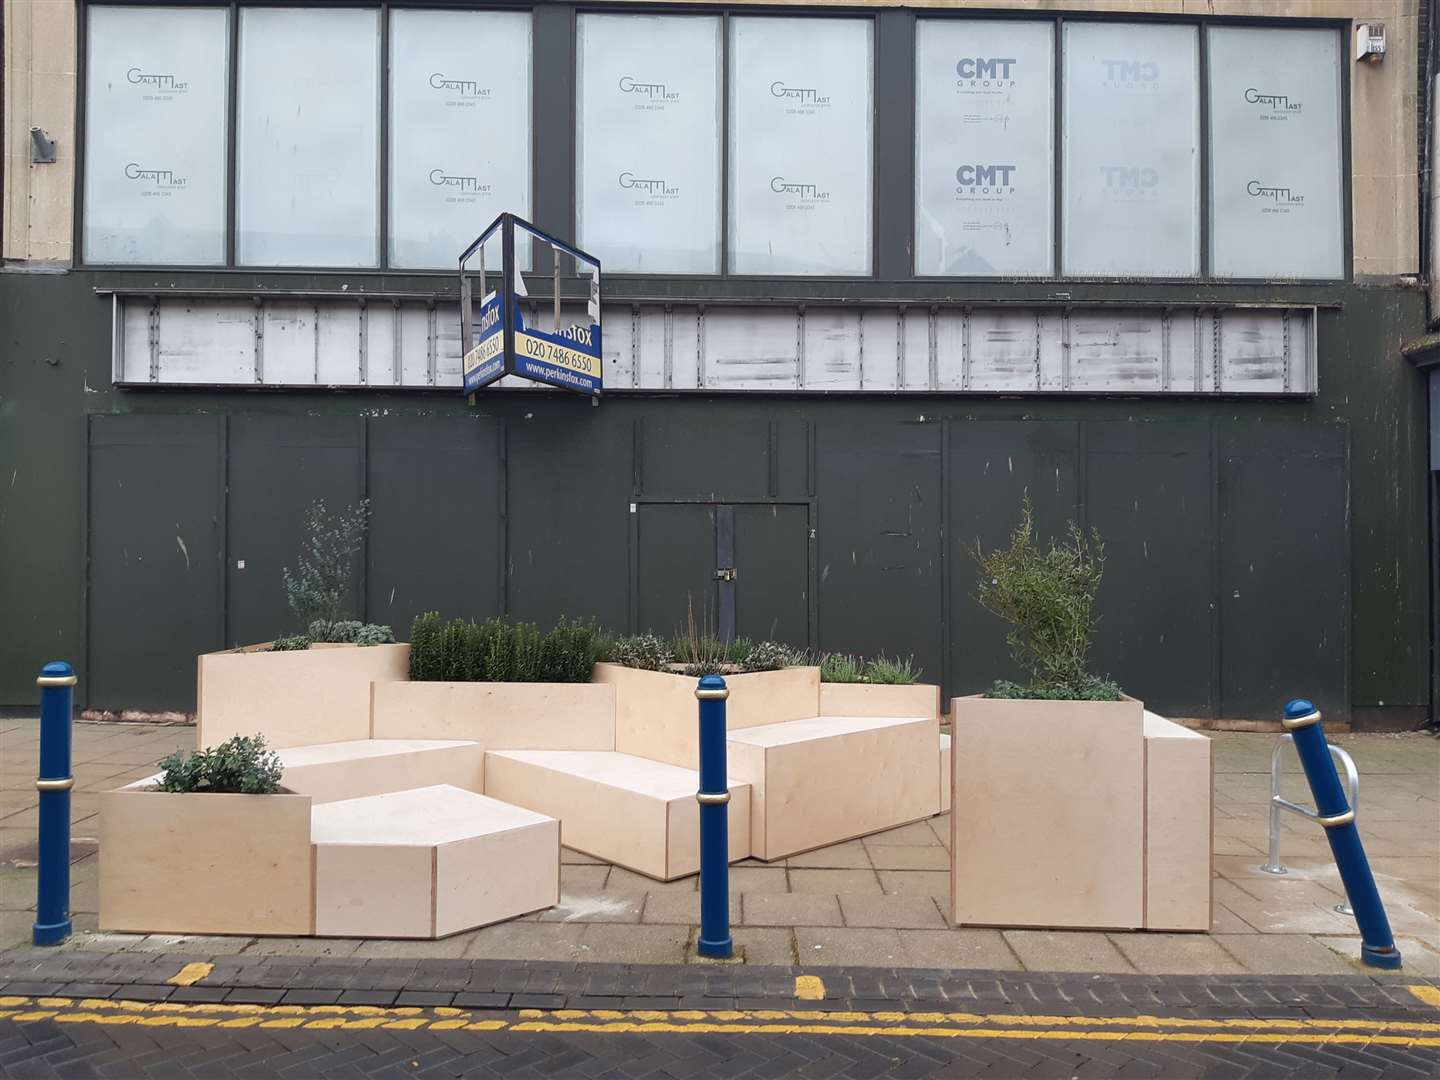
left=915, top=20, right=1054, bottom=276
left=728, top=17, right=873, bottom=276
left=84, top=6, right=229, bottom=264
left=390, top=10, right=532, bottom=270
left=578, top=14, right=721, bottom=274
left=1208, top=27, right=1344, bottom=279
left=1062, top=23, right=1200, bottom=277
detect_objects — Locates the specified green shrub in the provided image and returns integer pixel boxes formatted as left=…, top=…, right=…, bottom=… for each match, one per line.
left=305, top=619, right=395, bottom=646
left=743, top=640, right=804, bottom=672
left=156, top=735, right=283, bottom=795
left=282, top=499, right=369, bottom=629
left=409, top=611, right=442, bottom=680
left=983, top=677, right=1122, bottom=702
left=864, top=654, right=920, bottom=685
left=605, top=632, right=675, bottom=671
left=268, top=634, right=312, bottom=652
left=408, top=612, right=601, bottom=683
left=820, top=653, right=864, bottom=683
left=970, top=497, right=1117, bottom=701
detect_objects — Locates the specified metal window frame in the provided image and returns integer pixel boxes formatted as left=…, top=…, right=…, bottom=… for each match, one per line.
left=72, top=0, right=1355, bottom=292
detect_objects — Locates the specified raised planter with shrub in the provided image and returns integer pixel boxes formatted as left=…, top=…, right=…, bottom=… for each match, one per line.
left=950, top=502, right=1211, bottom=932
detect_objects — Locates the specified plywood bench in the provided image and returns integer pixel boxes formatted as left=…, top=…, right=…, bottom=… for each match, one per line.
left=277, top=739, right=484, bottom=803
left=311, top=785, right=558, bottom=938
left=727, top=714, right=940, bottom=860
left=483, top=749, right=751, bottom=881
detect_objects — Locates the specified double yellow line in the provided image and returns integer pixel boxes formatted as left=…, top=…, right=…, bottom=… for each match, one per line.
left=1, top=994, right=1438, bottom=1047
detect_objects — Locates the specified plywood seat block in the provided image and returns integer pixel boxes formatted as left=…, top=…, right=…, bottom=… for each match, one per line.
left=311, top=785, right=558, bottom=938
left=1142, top=711, right=1213, bottom=931
left=278, top=739, right=484, bottom=804
left=727, top=714, right=940, bottom=860
left=483, top=749, right=751, bottom=881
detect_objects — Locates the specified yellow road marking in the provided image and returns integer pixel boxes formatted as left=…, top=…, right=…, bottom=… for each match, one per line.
left=794, top=975, right=825, bottom=1001
left=0, top=995, right=1436, bottom=1046
left=167, top=963, right=214, bottom=987
left=1408, top=985, right=1440, bottom=1009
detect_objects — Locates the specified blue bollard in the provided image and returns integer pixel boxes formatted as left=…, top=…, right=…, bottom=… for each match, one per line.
left=1283, top=699, right=1400, bottom=970
left=695, top=674, right=733, bottom=959
left=33, top=661, right=76, bottom=947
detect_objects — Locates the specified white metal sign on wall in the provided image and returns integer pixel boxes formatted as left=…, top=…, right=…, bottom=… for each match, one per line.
left=110, top=295, right=1316, bottom=396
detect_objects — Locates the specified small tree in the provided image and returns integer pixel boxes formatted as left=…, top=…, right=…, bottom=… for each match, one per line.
left=282, top=498, right=370, bottom=630
left=971, top=498, right=1117, bottom=700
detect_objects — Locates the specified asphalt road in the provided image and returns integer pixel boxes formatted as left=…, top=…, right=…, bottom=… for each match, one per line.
left=2, top=997, right=1438, bottom=1078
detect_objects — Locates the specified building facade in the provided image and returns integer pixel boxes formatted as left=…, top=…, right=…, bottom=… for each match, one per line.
left=0, top=0, right=1431, bottom=727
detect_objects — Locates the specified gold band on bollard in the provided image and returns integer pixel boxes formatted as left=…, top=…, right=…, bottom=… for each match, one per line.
left=35, top=675, right=78, bottom=688
left=1317, top=809, right=1355, bottom=828
left=35, top=777, right=75, bottom=792
left=696, top=791, right=731, bottom=806
left=694, top=687, right=730, bottom=701
left=1282, top=709, right=1321, bottom=731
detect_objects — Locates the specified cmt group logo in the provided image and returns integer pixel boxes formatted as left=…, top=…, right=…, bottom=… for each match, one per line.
left=955, top=164, right=1017, bottom=197
left=1100, top=165, right=1160, bottom=199
left=769, top=81, right=831, bottom=113
left=1244, top=88, right=1304, bottom=118
left=1247, top=180, right=1305, bottom=211
left=429, top=169, right=491, bottom=201
left=618, top=76, right=681, bottom=105
left=429, top=72, right=492, bottom=106
left=955, top=57, right=1017, bottom=89
left=126, top=67, right=188, bottom=99
left=771, top=176, right=830, bottom=210
left=619, top=172, right=680, bottom=202
left=124, top=163, right=186, bottom=197
left=1101, top=59, right=1161, bottom=92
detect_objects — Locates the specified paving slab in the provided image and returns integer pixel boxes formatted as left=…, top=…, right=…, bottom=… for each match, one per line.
left=1315, top=935, right=1440, bottom=979
left=836, top=894, right=947, bottom=930
left=640, top=890, right=739, bottom=926
left=462, top=922, right=584, bottom=962
left=896, top=929, right=1022, bottom=971
left=1108, top=932, right=1247, bottom=975
left=742, top=893, right=842, bottom=928
left=862, top=844, right=950, bottom=870
left=1002, top=931, right=1138, bottom=974
left=795, top=927, right=907, bottom=967
left=575, top=924, right=689, bottom=965
left=1210, top=933, right=1364, bottom=975
left=784, top=840, right=871, bottom=869
left=876, top=869, right=950, bottom=899
left=728, top=928, right=796, bottom=967
left=538, top=891, right=644, bottom=925
left=788, top=868, right=883, bottom=895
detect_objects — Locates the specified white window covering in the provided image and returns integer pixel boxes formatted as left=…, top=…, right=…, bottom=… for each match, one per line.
left=1062, top=23, right=1200, bottom=277
left=236, top=8, right=379, bottom=267
left=389, top=10, right=531, bottom=270
left=915, top=20, right=1054, bottom=276
left=578, top=14, right=722, bottom=274
left=83, top=6, right=229, bottom=265
left=728, top=17, right=873, bottom=276
left=1208, top=27, right=1344, bottom=280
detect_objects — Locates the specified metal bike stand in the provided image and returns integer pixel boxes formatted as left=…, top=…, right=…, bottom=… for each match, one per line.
left=1260, top=733, right=1359, bottom=917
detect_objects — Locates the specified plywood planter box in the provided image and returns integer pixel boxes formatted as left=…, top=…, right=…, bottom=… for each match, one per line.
left=594, top=662, right=819, bottom=768
left=370, top=680, right=615, bottom=750
left=950, top=694, right=1146, bottom=931
left=818, top=682, right=940, bottom=719
left=197, top=642, right=410, bottom=750
left=949, top=695, right=1213, bottom=932
left=100, top=781, right=314, bottom=936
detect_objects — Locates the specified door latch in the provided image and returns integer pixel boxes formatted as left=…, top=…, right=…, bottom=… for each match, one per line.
left=713, top=568, right=737, bottom=582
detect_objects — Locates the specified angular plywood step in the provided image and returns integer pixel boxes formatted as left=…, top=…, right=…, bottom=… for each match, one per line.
left=277, top=739, right=484, bottom=804
left=727, top=714, right=940, bottom=860
left=311, top=785, right=559, bottom=938
left=940, top=732, right=952, bottom=814
left=483, top=749, right=751, bottom=881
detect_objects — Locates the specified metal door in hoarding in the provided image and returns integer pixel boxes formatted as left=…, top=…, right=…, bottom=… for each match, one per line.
left=633, top=502, right=811, bottom=647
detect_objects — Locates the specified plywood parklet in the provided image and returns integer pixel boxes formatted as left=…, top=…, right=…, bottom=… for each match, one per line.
left=99, top=785, right=314, bottom=936
left=196, top=643, right=410, bottom=750
left=1142, top=712, right=1214, bottom=932
left=276, top=739, right=485, bottom=804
